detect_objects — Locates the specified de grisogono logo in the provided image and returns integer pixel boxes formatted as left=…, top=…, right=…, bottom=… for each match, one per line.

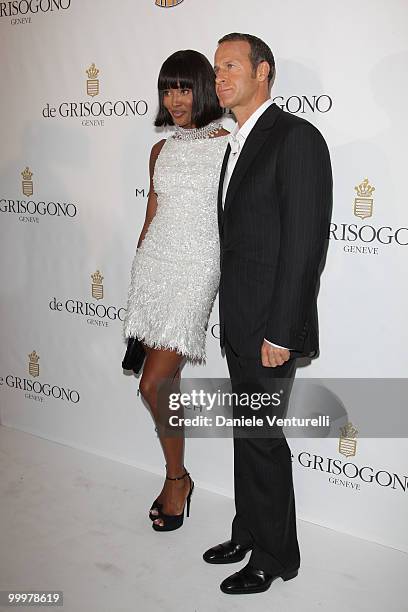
left=49, top=269, right=126, bottom=327
left=272, top=94, right=332, bottom=115
left=155, top=0, right=184, bottom=6
left=338, top=422, right=358, bottom=457
left=329, top=177, right=408, bottom=255
left=0, top=0, right=71, bottom=26
left=353, top=178, right=374, bottom=221
left=42, top=63, right=148, bottom=127
left=293, top=422, right=408, bottom=493
left=223, top=94, right=332, bottom=118
left=0, top=166, right=78, bottom=224
left=0, top=350, right=80, bottom=404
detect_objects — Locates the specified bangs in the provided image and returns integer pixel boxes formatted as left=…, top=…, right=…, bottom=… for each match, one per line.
left=157, top=54, right=195, bottom=91
left=158, top=75, right=194, bottom=91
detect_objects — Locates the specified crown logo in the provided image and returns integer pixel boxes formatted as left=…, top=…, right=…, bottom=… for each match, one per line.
left=338, top=422, right=358, bottom=457
left=21, top=166, right=33, bottom=197
left=28, top=350, right=40, bottom=378
left=155, top=0, right=184, bottom=6
left=86, top=63, right=99, bottom=97
left=91, top=270, right=104, bottom=300
left=354, top=178, right=375, bottom=220
left=355, top=178, right=375, bottom=198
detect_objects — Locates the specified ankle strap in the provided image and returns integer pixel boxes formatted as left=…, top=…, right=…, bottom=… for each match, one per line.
left=166, top=470, right=189, bottom=481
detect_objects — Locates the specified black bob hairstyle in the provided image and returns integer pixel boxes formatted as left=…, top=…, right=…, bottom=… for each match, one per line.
left=154, top=49, right=222, bottom=128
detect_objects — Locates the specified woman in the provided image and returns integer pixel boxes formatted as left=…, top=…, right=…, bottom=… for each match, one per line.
left=123, top=50, right=228, bottom=531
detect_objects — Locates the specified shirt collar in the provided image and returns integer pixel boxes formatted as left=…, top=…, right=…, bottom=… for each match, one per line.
left=232, top=98, right=274, bottom=144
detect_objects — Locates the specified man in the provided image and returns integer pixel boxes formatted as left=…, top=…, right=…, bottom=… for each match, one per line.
left=203, top=33, right=332, bottom=595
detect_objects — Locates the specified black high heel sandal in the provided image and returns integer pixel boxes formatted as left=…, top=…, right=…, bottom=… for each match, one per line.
left=152, top=471, right=194, bottom=532
left=149, top=499, right=163, bottom=521
left=148, top=462, right=167, bottom=521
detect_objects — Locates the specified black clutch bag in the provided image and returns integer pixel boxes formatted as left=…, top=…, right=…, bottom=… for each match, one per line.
left=122, top=337, right=146, bottom=374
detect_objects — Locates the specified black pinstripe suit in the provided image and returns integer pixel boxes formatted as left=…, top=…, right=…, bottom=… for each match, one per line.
left=218, top=103, right=332, bottom=574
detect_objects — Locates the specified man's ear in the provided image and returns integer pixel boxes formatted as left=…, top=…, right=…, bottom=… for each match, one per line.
left=257, top=60, right=270, bottom=83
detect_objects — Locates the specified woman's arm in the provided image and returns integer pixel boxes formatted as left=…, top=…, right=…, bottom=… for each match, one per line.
left=137, top=139, right=166, bottom=248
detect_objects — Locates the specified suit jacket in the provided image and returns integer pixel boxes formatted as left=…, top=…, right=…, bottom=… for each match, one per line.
left=218, top=103, right=333, bottom=358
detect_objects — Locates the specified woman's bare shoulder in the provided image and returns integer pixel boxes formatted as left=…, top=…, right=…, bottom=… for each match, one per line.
left=151, top=138, right=166, bottom=156
left=149, top=139, right=167, bottom=175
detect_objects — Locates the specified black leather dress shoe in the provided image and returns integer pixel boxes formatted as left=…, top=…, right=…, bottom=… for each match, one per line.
left=203, top=540, right=253, bottom=564
left=220, top=563, right=299, bottom=594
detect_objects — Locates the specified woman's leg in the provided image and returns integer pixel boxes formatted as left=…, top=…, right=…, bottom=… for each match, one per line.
left=139, top=345, right=190, bottom=525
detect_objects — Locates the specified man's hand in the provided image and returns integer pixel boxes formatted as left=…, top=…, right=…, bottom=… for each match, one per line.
left=261, top=340, right=290, bottom=367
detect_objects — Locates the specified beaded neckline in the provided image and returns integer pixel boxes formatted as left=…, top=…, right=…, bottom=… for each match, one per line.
left=172, top=121, right=224, bottom=141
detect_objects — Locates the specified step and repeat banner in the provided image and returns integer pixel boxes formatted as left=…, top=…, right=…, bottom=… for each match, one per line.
left=1, top=0, right=407, bottom=551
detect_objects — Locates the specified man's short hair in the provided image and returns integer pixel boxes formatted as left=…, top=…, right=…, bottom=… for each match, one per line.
left=218, top=32, right=275, bottom=83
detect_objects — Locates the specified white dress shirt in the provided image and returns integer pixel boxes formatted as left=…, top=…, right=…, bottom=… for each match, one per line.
left=222, top=98, right=274, bottom=207
left=221, top=99, right=289, bottom=352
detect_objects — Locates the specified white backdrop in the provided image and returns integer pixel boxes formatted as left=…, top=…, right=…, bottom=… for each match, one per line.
left=1, top=0, right=407, bottom=552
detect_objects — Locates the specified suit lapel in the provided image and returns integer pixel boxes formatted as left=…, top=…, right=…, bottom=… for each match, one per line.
left=223, top=103, right=281, bottom=217
left=218, top=143, right=231, bottom=232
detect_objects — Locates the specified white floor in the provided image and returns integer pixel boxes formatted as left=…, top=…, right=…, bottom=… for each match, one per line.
left=0, top=425, right=407, bottom=612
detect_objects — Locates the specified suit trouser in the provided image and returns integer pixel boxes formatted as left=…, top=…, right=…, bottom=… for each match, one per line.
left=225, top=338, right=301, bottom=575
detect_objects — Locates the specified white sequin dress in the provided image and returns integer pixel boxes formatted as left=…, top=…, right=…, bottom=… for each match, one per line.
left=123, top=132, right=229, bottom=364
